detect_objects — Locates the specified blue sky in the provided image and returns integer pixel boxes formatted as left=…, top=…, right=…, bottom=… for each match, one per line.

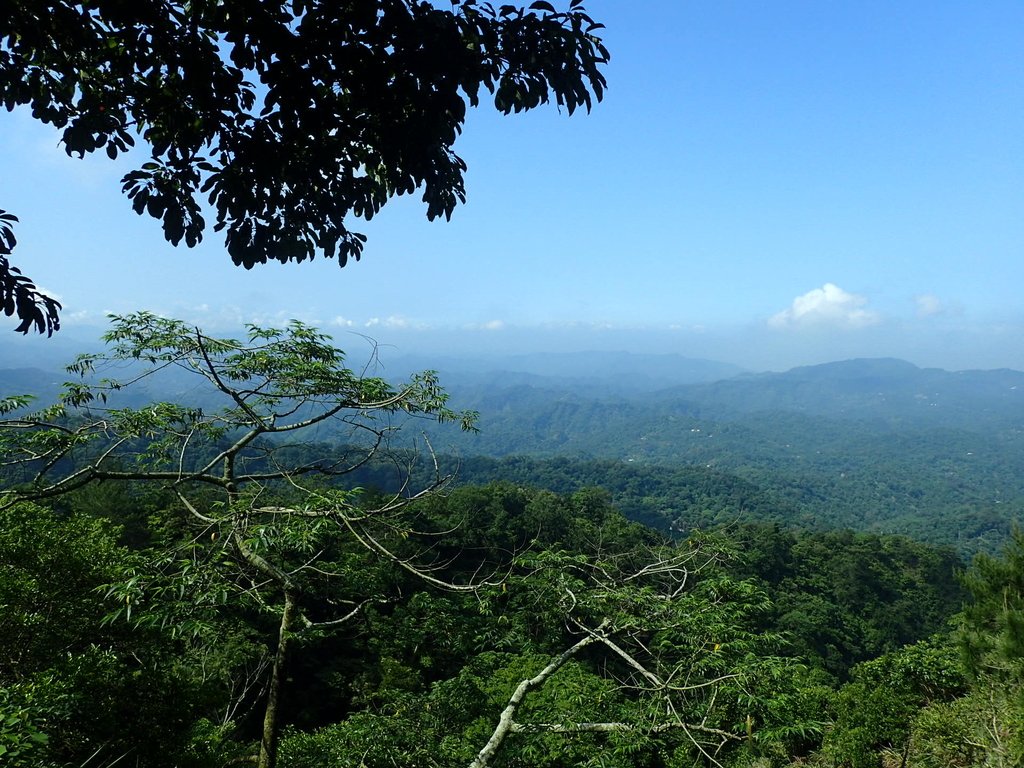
left=1, top=1, right=1021, bottom=371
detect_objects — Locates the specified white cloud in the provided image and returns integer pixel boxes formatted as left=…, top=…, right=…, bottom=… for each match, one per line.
left=364, top=315, right=428, bottom=330
left=65, top=309, right=96, bottom=325
left=331, top=316, right=355, bottom=327
left=914, top=294, right=952, bottom=318
left=769, top=283, right=881, bottom=329
left=36, top=286, right=64, bottom=303
left=169, top=304, right=244, bottom=329
left=158, top=305, right=328, bottom=330
left=477, top=319, right=505, bottom=331
left=915, top=294, right=942, bottom=317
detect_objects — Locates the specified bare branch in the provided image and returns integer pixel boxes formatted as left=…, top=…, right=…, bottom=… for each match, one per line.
left=175, top=487, right=219, bottom=525
left=510, top=721, right=738, bottom=739
left=469, top=619, right=610, bottom=768
left=298, top=597, right=387, bottom=630
left=194, top=329, right=267, bottom=429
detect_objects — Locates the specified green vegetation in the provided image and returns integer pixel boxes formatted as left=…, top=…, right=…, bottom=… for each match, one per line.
left=2, top=317, right=1021, bottom=766
left=1, top=313, right=477, bottom=768
left=5, top=2, right=1012, bottom=764
left=408, top=367, right=1023, bottom=556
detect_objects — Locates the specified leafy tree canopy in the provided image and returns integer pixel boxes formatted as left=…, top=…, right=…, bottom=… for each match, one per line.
left=0, top=0, right=608, bottom=331
left=0, top=501, right=204, bottom=767
left=0, top=311, right=480, bottom=768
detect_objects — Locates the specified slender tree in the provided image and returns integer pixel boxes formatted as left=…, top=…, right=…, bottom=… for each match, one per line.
left=0, top=311, right=484, bottom=768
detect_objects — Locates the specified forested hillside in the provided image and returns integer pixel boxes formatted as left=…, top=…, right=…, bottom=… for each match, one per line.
left=3, top=322, right=1022, bottom=767
left=3, top=479, right=1019, bottom=768
left=5, top=354, right=1019, bottom=555
left=405, top=357, right=1023, bottom=556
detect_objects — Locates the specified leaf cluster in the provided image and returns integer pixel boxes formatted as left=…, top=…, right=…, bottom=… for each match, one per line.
left=1, top=1, right=608, bottom=270
left=0, top=210, right=60, bottom=335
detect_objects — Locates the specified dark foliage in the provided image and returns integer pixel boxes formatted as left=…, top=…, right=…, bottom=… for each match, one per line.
left=0, top=211, right=60, bottom=335
left=1, top=0, right=608, bottom=332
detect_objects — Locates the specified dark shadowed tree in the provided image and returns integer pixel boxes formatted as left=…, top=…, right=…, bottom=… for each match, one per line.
left=0, top=0, right=608, bottom=332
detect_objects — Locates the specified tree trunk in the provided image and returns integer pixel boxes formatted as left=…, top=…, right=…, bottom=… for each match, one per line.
left=257, top=590, right=297, bottom=768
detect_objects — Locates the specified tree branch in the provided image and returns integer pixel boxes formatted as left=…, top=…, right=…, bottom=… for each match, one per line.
left=469, top=619, right=610, bottom=768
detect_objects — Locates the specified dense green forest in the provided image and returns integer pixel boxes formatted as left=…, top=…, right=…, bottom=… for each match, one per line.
left=11, top=352, right=1015, bottom=555
left=6, top=355, right=1019, bottom=557
left=406, top=359, right=1023, bottom=557
left=3, top=483, right=1022, bottom=767
left=2, top=316, right=1023, bottom=767
left=323, top=429, right=1020, bottom=559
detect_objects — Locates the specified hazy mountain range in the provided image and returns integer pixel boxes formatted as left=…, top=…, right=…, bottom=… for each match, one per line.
left=2, top=349, right=1021, bottom=554
left=2, top=349, right=1020, bottom=430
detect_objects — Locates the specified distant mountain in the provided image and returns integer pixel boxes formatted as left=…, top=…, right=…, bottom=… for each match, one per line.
left=0, top=360, right=237, bottom=413
left=0, top=368, right=65, bottom=407
left=0, top=327, right=105, bottom=370
left=653, top=358, right=1024, bottom=430
left=385, top=350, right=746, bottom=397
left=3, top=353, right=1020, bottom=553
left=5, top=355, right=1019, bottom=434
left=403, top=358, right=1023, bottom=554
left=428, top=358, right=1022, bottom=454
